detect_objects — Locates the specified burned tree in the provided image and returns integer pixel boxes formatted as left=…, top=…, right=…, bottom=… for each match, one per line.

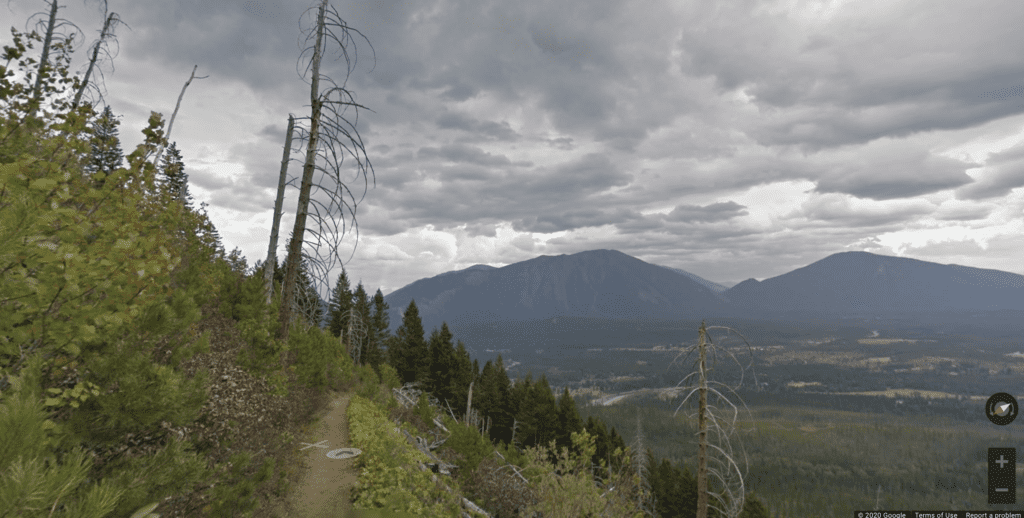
left=667, top=321, right=761, bottom=518
left=275, top=0, right=376, bottom=344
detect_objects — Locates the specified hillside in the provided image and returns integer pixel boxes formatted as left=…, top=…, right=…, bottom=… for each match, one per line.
left=384, top=249, right=1024, bottom=335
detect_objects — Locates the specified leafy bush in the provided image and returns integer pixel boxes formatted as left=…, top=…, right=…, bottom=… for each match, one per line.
left=378, top=362, right=401, bottom=391
left=356, top=363, right=381, bottom=401
left=347, top=395, right=464, bottom=516
left=440, top=414, right=497, bottom=485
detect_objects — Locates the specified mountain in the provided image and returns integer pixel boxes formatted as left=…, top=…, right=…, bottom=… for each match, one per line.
left=723, top=251, right=1024, bottom=317
left=382, top=249, right=1024, bottom=335
left=658, top=265, right=730, bottom=293
left=382, top=249, right=731, bottom=334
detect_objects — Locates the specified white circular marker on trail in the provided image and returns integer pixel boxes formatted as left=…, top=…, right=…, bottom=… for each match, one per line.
left=326, top=448, right=362, bottom=459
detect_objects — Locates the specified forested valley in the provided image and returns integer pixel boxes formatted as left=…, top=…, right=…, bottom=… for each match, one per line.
left=0, top=3, right=773, bottom=516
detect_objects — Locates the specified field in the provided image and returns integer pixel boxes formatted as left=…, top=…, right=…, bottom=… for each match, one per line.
left=457, top=314, right=1024, bottom=516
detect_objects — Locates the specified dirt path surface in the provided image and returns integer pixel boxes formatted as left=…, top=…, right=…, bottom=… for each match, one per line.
left=268, top=390, right=359, bottom=518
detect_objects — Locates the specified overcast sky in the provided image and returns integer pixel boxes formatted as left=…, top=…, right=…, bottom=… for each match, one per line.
left=6, top=0, right=1024, bottom=300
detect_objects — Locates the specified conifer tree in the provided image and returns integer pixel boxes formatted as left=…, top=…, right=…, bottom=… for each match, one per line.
left=350, top=282, right=372, bottom=363
left=83, top=104, right=123, bottom=189
left=388, top=300, right=427, bottom=385
left=367, top=288, right=390, bottom=374
left=555, top=387, right=584, bottom=457
left=326, top=269, right=353, bottom=339
left=158, top=141, right=194, bottom=212
left=448, top=339, right=475, bottom=420
left=529, top=374, right=559, bottom=450
left=426, top=322, right=459, bottom=407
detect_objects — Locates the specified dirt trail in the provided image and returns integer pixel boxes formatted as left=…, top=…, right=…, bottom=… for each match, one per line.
left=268, top=390, right=360, bottom=518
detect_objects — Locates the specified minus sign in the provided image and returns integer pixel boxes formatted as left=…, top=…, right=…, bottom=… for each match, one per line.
left=996, top=488, right=1009, bottom=492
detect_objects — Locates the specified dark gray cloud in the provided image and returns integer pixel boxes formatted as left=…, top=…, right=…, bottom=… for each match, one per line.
left=5, top=0, right=1023, bottom=296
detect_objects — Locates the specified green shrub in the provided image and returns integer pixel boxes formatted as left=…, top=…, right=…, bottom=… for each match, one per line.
left=440, top=414, right=496, bottom=484
left=347, top=395, right=463, bottom=516
left=414, top=392, right=433, bottom=424
left=356, top=364, right=381, bottom=401
left=378, top=363, right=401, bottom=391
left=235, top=317, right=287, bottom=378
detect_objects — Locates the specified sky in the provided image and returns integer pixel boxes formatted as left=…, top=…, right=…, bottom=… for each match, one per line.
left=4, top=0, right=1024, bottom=301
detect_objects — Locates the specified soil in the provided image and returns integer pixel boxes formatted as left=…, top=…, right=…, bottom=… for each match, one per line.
left=266, top=390, right=360, bottom=518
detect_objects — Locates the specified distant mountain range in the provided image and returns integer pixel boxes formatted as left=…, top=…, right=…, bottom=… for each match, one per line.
left=381, top=249, right=1024, bottom=335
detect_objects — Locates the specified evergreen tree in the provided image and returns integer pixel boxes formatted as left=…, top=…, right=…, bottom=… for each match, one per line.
left=83, top=104, right=123, bottom=189
left=326, top=269, right=353, bottom=340
left=388, top=300, right=427, bottom=385
left=158, top=141, right=194, bottom=212
left=351, top=282, right=372, bottom=364
left=366, top=288, right=390, bottom=375
left=507, top=372, right=535, bottom=449
left=448, top=339, right=475, bottom=421
left=426, top=322, right=459, bottom=406
left=554, top=387, right=584, bottom=458
left=529, top=374, right=559, bottom=450
left=486, top=355, right=514, bottom=445
left=293, top=256, right=324, bottom=330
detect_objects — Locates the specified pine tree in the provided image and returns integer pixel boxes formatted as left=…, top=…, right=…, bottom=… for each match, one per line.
left=388, top=300, right=427, bottom=385
left=293, top=256, right=324, bottom=330
left=83, top=104, right=124, bottom=190
left=530, top=374, right=559, bottom=451
left=366, top=289, right=390, bottom=375
left=351, top=282, right=372, bottom=364
left=158, top=141, right=194, bottom=212
left=326, top=270, right=353, bottom=339
left=448, top=339, right=475, bottom=421
left=555, top=387, right=584, bottom=458
left=426, top=322, right=459, bottom=409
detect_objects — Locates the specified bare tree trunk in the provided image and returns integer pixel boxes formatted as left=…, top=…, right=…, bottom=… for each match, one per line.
left=465, top=380, right=474, bottom=428
left=264, top=114, right=295, bottom=305
left=151, top=64, right=208, bottom=177
left=348, top=306, right=356, bottom=364
left=72, top=11, right=117, bottom=109
left=29, top=0, right=59, bottom=119
left=697, top=321, right=709, bottom=518
left=278, top=0, right=328, bottom=345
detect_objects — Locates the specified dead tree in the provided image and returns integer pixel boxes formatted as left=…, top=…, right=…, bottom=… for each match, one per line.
left=71, top=8, right=130, bottom=111
left=20, top=0, right=123, bottom=133
left=345, top=305, right=368, bottom=365
left=149, top=65, right=207, bottom=176
left=263, top=114, right=296, bottom=305
left=275, top=0, right=376, bottom=345
left=667, top=320, right=761, bottom=518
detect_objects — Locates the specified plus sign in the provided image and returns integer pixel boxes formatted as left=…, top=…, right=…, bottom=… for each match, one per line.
left=997, top=455, right=1010, bottom=468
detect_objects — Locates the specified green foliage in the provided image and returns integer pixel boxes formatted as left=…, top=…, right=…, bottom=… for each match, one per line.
left=235, top=308, right=287, bottom=372
left=157, top=141, right=193, bottom=212
left=414, top=391, right=433, bottom=425
left=287, top=321, right=351, bottom=390
left=355, top=363, right=380, bottom=401
left=426, top=322, right=459, bottom=407
left=440, top=414, right=496, bottom=485
left=205, top=451, right=274, bottom=518
left=326, top=268, right=354, bottom=339
left=388, top=300, right=427, bottom=385
left=520, top=429, right=645, bottom=518
left=377, top=362, right=401, bottom=391
left=347, top=395, right=463, bottom=517
left=0, top=354, right=125, bottom=517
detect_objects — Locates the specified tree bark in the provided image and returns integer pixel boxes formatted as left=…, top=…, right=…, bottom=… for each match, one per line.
left=264, top=114, right=295, bottom=305
left=697, top=321, right=709, bottom=518
left=151, top=64, right=208, bottom=179
left=277, top=0, right=328, bottom=344
left=29, top=0, right=59, bottom=117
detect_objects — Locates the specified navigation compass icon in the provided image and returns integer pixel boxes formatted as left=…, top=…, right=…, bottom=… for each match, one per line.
left=986, top=392, right=1019, bottom=426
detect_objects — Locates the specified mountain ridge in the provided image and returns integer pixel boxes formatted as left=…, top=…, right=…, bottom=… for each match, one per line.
left=381, top=249, right=1024, bottom=335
